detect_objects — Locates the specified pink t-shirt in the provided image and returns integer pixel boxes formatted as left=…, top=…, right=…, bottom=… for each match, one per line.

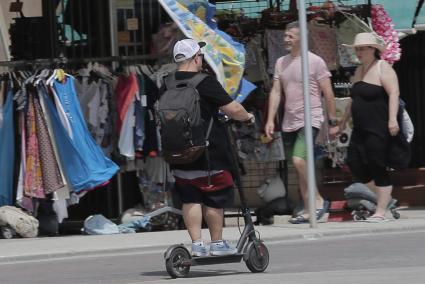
left=273, top=52, right=331, bottom=132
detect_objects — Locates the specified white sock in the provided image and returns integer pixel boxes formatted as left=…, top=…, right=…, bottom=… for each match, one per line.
left=192, top=240, right=204, bottom=246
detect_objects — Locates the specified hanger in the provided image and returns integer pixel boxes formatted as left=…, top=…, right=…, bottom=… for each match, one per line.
left=76, top=67, right=90, bottom=77
left=46, top=69, right=58, bottom=86
left=94, top=62, right=112, bottom=79
left=34, top=68, right=51, bottom=85
left=11, top=71, right=22, bottom=88
left=134, top=64, right=141, bottom=75
left=136, top=65, right=145, bottom=76
left=25, top=72, right=36, bottom=85
left=17, top=70, right=27, bottom=80
left=7, top=72, right=14, bottom=89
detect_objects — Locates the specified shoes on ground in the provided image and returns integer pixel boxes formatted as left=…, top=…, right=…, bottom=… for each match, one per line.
left=363, top=215, right=388, bottom=223
left=288, top=215, right=309, bottom=224
left=316, top=200, right=330, bottom=220
left=288, top=200, right=330, bottom=224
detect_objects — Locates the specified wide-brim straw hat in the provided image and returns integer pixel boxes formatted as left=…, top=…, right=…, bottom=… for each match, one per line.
left=342, top=32, right=386, bottom=53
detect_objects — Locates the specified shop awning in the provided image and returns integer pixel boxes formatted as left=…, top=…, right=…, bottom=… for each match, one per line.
left=158, top=0, right=256, bottom=102
left=215, top=0, right=425, bottom=30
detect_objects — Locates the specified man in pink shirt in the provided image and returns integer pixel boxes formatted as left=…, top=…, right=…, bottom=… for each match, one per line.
left=265, top=21, right=339, bottom=224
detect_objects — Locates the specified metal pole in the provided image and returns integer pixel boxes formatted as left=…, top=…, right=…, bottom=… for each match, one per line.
left=0, top=3, right=10, bottom=63
left=108, top=0, right=119, bottom=68
left=117, top=171, right=123, bottom=215
left=297, top=0, right=317, bottom=228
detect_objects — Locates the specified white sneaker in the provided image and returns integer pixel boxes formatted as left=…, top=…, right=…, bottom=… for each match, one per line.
left=191, top=241, right=208, bottom=257
left=209, top=240, right=237, bottom=256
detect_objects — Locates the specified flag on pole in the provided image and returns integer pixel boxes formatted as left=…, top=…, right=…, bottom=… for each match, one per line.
left=158, top=0, right=256, bottom=102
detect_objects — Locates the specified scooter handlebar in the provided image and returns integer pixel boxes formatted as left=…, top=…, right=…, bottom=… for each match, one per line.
left=218, top=112, right=255, bottom=126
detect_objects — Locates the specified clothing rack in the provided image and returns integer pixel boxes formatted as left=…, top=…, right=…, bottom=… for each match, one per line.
left=0, top=54, right=159, bottom=68
left=1, top=55, right=165, bottom=219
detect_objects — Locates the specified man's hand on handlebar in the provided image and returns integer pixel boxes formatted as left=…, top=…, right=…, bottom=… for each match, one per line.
left=243, top=113, right=255, bottom=125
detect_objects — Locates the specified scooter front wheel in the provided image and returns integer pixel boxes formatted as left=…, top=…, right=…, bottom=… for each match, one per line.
left=245, top=241, right=269, bottom=273
left=165, top=247, right=191, bottom=278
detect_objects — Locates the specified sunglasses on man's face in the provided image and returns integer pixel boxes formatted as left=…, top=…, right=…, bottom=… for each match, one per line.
left=190, top=53, right=204, bottom=62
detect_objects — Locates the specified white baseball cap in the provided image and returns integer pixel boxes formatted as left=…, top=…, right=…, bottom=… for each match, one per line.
left=173, top=39, right=206, bottom=62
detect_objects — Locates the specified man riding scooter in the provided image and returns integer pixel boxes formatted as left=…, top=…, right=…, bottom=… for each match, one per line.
left=160, top=39, right=255, bottom=257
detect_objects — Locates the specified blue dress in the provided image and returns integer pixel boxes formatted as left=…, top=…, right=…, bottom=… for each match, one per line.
left=0, top=88, right=14, bottom=206
left=41, top=77, right=119, bottom=192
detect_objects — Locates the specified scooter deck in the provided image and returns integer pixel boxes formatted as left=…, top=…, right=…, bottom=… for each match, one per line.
left=191, top=253, right=244, bottom=266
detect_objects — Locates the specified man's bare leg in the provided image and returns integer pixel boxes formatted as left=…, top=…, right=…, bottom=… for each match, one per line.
left=293, top=157, right=324, bottom=217
left=203, top=206, right=223, bottom=241
left=182, top=203, right=203, bottom=241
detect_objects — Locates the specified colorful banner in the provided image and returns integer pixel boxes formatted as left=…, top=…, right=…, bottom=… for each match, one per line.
left=158, top=0, right=256, bottom=102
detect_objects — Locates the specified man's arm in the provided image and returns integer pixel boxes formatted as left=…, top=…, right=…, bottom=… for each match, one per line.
left=319, top=77, right=337, bottom=120
left=197, top=75, right=253, bottom=122
left=339, top=99, right=352, bottom=131
left=219, top=101, right=253, bottom=122
left=319, top=77, right=339, bottom=136
left=264, top=79, right=283, bottom=138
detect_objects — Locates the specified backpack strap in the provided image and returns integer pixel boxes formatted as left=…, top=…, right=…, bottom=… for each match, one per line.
left=164, top=72, right=208, bottom=90
left=187, top=73, right=208, bottom=88
left=205, top=117, right=214, bottom=186
left=164, top=74, right=177, bottom=90
left=191, top=73, right=212, bottom=186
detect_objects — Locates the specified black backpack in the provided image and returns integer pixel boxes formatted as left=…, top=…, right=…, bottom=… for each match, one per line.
left=158, top=73, right=213, bottom=165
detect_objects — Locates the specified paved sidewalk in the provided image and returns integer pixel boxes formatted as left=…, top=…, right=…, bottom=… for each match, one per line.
left=0, top=208, right=424, bottom=263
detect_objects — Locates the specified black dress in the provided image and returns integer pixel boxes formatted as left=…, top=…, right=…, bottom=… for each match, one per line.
left=347, top=81, right=391, bottom=185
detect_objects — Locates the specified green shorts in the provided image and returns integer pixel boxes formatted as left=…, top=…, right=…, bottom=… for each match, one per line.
left=283, top=127, right=319, bottom=160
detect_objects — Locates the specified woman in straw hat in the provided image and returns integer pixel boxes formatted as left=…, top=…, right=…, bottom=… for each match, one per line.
left=340, top=32, right=400, bottom=223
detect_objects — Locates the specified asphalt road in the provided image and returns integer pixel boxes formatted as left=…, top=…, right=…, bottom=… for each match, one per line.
left=1, top=230, right=425, bottom=284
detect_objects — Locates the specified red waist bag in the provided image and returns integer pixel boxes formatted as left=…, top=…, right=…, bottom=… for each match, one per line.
left=175, top=170, right=234, bottom=192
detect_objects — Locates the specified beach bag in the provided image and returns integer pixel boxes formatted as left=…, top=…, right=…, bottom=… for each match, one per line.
left=257, top=175, right=286, bottom=203
left=0, top=206, right=38, bottom=238
left=83, top=214, right=119, bottom=235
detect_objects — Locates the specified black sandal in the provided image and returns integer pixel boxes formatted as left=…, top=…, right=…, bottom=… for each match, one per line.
left=288, top=215, right=309, bottom=224
left=315, top=200, right=330, bottom=220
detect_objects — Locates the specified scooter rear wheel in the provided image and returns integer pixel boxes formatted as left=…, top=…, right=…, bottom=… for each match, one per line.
left=245, top=241, right=269, bottom=273
left=165, top=247, right=191, bottom=278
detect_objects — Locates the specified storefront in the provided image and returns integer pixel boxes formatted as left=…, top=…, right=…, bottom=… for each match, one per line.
left=1, top=0, right=424, bottom=236
left=0, top=0, right=180, bottom=235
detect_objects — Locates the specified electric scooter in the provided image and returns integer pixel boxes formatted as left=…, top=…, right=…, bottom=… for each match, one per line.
left=164, top=117, right=270, bottom=278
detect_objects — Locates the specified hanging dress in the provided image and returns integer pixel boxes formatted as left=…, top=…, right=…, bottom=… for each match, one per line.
left=0, top=85, right=15, bottom=206
left=46, top=77, right=119, bottom=192
left=32, top=89, right=64, bottom=194
left=24, top=91, right=45, bottom=198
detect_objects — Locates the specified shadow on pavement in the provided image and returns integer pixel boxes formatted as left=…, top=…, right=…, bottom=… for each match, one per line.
left=140, top=269, right=245, bottom=278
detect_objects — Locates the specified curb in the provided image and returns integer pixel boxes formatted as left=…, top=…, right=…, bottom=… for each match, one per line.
left=260, top=224, right=425, bottom=242
left=0, top=245, right=169, bottom=264
left=1, top=223, right=425, bottom=264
